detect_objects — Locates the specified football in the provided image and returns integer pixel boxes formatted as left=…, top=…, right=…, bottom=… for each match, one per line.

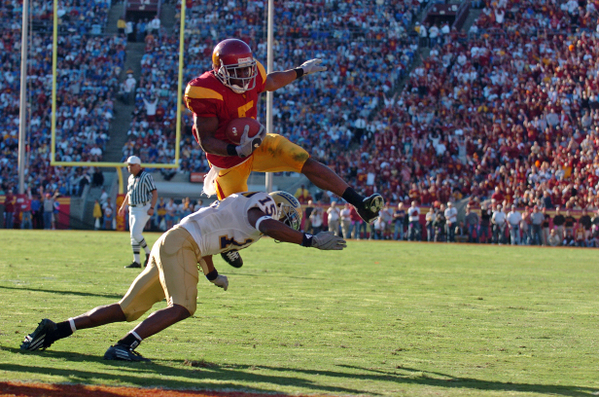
left=225, top=117, right=264, bottom=145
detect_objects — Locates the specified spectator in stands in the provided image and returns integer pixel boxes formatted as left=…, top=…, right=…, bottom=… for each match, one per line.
left=407, top=201, right=421, bottom=241
left=17, top=189, right=33, bottom=230
left=122, top=73, right=136, bottom=105
left=3, top=191, right=14, bottom=229
left=309, top=205, right=323, bottom=235
left=563, top=230, right=576, bottom=247
left=103, top=197, right=114, bottom=230
left=326, top=201, right=341, bottom=237
left=492, top=204, right=507, bottom=244
left=444, top=201, right=458, bottom=243
left=393, top=202, right=406, bottom=241
left=530, top=206, right=544, bottom=246
left=552, top=207, right=566, bottom=240
left=564, top=209, right=576, bottom=238
left=578, top=209, right=592, bottom=245
left=433, top=204, right=446, bottom=242
left=464, top=205, right=479, bottom=243
left=425, top=206, right=435, bottom=242
left=541, top=208, right=552, bottom=246
left=165, top=198, right=176, bottom=230
left=92, top=168, right=104, bottom=188
left=93, top=200, right=102, bottom=230
left=349, top=205, right=363, bottom=240
left=507, top=205, right=522, bottom=245
left=548, top=229, right=561, bottom=247
left=42, top=192, right=58, bottom=230
left=479, top=204, right=492, bottom=244
left=340, top=203, right=352, bottom=240
left=294, top=185, right=310, bottom=204
left=303, top=200, right=314, bottom=234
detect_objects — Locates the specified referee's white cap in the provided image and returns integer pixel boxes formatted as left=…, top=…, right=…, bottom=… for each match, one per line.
left=126, top=155, right=141, bottom=165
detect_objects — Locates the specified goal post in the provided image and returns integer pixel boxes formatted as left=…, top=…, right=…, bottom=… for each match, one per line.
left=49, top=0, right=186, bottom=169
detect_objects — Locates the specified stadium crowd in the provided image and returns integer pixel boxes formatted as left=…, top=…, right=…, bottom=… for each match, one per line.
left=3, top=0, right=599, bottom=250
left=0, top=0, right=122, bottom=202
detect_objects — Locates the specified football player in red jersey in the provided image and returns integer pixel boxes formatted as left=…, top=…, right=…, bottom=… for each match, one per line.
left=184, top=38, right=384, bottom=268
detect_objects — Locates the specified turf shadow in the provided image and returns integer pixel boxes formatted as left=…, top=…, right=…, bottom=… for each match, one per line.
left=1, top=348, right=372, bottom=396
left=332, top=364, right=596, bottom=396
left=0, top=285, right=122, bottom=300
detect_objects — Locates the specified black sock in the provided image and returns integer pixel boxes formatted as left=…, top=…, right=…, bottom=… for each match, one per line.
left=118, top=332, right=142, bottom=349
left=53, top=321, right=74, bottom=340
left=342, top=187, right=364, bottom=208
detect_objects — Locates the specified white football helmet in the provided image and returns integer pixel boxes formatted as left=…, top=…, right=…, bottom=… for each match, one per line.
left=269, top=191, right=302, bottom=231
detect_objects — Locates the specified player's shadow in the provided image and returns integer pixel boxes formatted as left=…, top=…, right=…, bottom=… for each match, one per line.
left=3, top=347, right=370, bottom=396
left=0, top=285, right=121, bottom=300
left=4, top=347, right=597, bottom=396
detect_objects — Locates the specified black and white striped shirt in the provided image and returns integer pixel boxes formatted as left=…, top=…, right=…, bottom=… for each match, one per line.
left=127, top=170, right=156, bottom=206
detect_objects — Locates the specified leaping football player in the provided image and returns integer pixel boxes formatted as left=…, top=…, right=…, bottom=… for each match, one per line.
left=184, top=38, right=384, bottom=268
left=20, top=191, right=346, bottom=361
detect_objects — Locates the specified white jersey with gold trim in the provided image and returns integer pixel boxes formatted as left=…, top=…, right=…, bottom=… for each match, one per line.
left=179, top=192, right=277, bottom=256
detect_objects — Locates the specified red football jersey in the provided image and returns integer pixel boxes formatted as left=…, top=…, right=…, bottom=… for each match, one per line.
left=184, top=61, right=267, bottom=169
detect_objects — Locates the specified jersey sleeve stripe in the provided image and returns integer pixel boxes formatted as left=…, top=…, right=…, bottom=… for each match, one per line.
left=185, top=86, right=223, bottom=101
left=256, top=61, right=267, bottom=81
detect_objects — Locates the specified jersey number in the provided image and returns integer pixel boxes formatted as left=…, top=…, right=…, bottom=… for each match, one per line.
left=259, top=198, right=277, bottom=217
left=237, top=101, right=254, bottom=118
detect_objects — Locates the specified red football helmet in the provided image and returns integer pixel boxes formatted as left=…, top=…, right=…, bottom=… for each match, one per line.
left=212, top=39, right=258, bottom=94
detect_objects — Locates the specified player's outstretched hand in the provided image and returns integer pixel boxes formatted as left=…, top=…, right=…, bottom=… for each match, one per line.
left=211, top=274, right=229, bottom=291
left=235, top=124, right=265, bottom=158
left=300, top=59, right=327, bottom=75
left=311, top=231, right=347, bottom=250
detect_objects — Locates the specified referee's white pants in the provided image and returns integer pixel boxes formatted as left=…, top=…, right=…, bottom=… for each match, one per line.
left=129, top=204, right=151, bottom=244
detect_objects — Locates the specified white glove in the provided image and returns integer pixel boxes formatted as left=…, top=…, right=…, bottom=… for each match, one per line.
left=235, top=123, right=266, bottom=158
left=310, top=231, right=347, bottom=250
left=299, top=58, right=327, bottom=75
left=211, top=274, right=229, bottom=291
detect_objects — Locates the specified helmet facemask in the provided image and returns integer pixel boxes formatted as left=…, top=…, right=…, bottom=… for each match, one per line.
left=277, top=202, right=302, bottom=231
left=215, top=58, right=257, bottom=94
left=269, top=191, right=302, bottom=231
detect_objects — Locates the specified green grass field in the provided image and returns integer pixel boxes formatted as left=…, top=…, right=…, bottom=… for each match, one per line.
left=0, top=229, right=598, bottom=396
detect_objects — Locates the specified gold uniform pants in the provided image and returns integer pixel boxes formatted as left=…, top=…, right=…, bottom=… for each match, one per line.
left=215, top=133, right=310, bottom=199
left=119, top=226, right=203, bottom=321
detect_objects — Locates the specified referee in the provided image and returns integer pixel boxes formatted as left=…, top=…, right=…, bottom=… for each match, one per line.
left=118, top=156, right=158, bottom=269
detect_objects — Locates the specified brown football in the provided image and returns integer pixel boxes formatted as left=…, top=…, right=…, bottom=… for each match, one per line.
left=225, top=117, right=263, bottom=144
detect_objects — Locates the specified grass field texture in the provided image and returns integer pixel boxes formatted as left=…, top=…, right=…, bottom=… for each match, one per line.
left=0, top=230, right=598, bottom=397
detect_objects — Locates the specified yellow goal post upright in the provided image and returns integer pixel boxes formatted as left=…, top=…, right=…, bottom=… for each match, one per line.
left=49, top=0, right=187, bottom=193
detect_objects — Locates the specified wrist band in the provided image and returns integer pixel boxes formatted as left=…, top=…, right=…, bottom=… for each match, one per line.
left=227, top=144, right=238, bottom=156
left=68, top=318, right=77, bottom=333
left=206, top=269, right=219, bottom=281
left=294, top=67, right=304, bottom=79
left=301, top=233, right=313, bottom=247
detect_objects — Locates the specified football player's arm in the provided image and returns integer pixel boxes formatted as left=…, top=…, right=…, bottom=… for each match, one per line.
left=248, top=207, right=303, bottom=244
left=200, top=255, right=228, bottom=291
left=194, top=116, right=234, bottom=156
left=264, top=70, right=300, bottom=91
left=265, top=59, right=327, bottom=91
left=247, top=208, right=346, bottom=250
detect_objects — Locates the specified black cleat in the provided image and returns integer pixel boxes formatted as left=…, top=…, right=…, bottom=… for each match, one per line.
left=104, top=344, right=151, bottom=362
left=221, top=250, right=243, bottom=268
left=143, top=256, right=150, bottom=268
left=357, top=193, right=384, bottom=223
left=125, top=262, right=141, bottom=269
left=20, top=319, right=57, bottom=351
